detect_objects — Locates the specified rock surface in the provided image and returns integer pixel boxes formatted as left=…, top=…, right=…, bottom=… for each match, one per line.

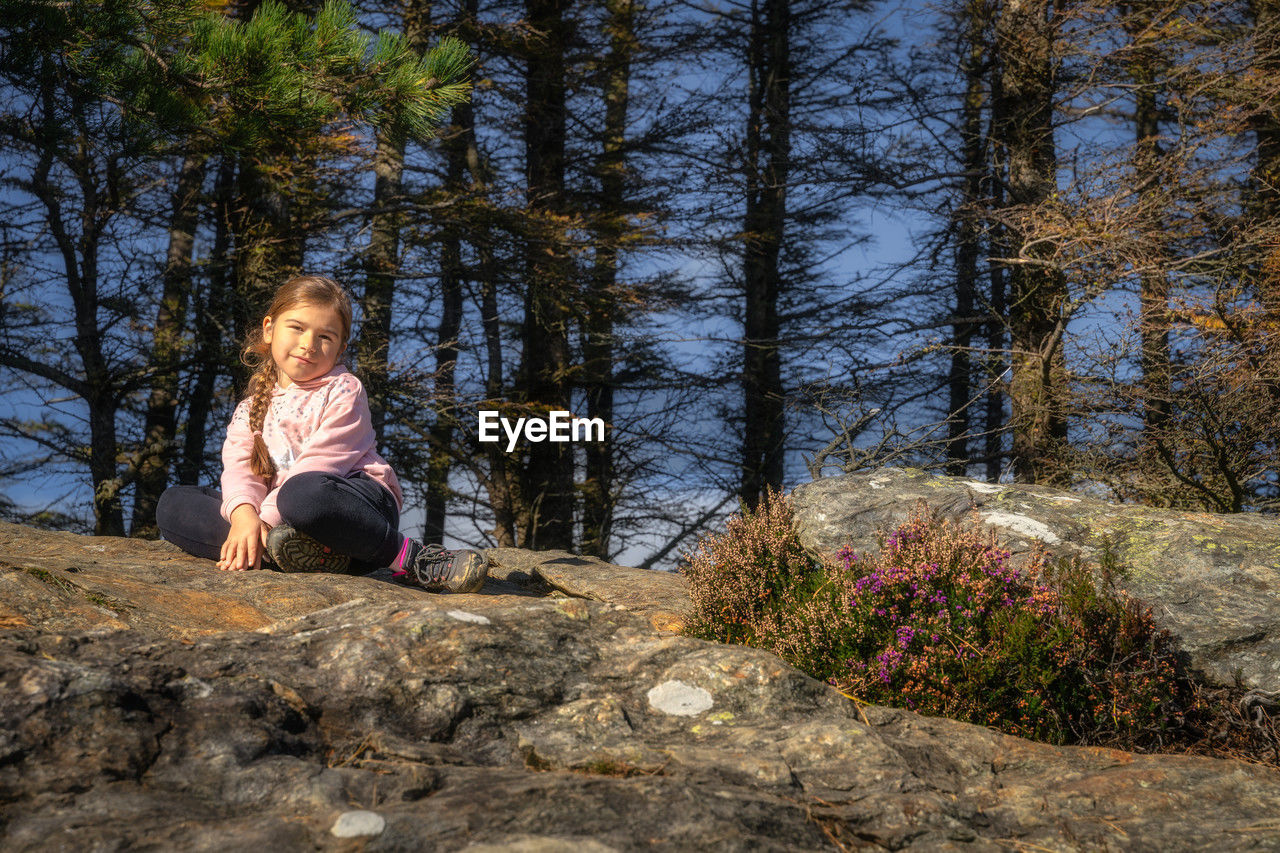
left=0, top=523, right=690, bottom=638
left=791, top=467, right=1280, bottom=690
left=4, top=519, right=1280, bottom=850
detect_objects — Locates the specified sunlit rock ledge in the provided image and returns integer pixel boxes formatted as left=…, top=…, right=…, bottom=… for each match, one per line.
left=2, top=499, right=1280, bottom=850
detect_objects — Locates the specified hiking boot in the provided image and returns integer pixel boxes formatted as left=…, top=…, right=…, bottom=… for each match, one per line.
left=266, top=523, right=351, bottom=573
left=401, top=544, right=489, bottom=594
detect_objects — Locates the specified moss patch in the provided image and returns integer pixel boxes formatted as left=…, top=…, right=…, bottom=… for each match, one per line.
left=22, top=566, right=132, bottom=612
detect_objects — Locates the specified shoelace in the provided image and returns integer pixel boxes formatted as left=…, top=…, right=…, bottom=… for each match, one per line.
left=415, top=544, right=455, bottom=583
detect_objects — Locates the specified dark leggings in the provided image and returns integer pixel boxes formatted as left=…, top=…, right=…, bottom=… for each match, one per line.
left=156, top=471, right=403, bottom=571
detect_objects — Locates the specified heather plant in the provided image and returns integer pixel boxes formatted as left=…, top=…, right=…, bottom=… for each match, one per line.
left=681, top=489, right=829, bottom=656
left=835, top=514, right=1198, bottom=746
left=681, top=494, right=1201, bottom=749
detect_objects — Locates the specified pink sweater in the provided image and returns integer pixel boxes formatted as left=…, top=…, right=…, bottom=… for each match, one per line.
left=220, top=366, right=403, bottom=527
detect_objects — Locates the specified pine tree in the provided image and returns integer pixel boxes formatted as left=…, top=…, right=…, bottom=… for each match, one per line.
left=0, top=0, right=471, bottom=534
left=0, top=0, right=207, bottom=533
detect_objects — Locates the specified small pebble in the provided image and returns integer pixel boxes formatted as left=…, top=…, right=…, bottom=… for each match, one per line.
left=331, top=810, right=386, bottom=838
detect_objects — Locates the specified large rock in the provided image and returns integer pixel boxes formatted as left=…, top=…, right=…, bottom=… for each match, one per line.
left=791, top=467, right=1280, bottom=690
left=0, top=522, right=689, bottom=637
left=4, top=520, right=1280, bottom=850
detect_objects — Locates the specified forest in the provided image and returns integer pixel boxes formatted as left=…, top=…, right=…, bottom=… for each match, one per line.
left=1, top=0, right=1279, bottom=568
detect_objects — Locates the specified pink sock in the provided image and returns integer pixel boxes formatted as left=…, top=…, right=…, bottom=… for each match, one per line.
left=392, top=537, right=412, bottom=572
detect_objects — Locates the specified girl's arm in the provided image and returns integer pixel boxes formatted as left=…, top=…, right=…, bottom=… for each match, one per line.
left=220, top=398, right=269, bottom=522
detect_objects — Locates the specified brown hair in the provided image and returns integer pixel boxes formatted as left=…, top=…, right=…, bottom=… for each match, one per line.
left=240, top=274, right=354, bottom=482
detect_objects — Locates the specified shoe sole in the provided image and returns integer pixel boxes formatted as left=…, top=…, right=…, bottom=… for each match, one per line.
left=268, top=527, right=351, bottom=574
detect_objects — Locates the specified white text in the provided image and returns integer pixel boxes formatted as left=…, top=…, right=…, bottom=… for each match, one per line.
left=478, top=410, right=606, bottom=452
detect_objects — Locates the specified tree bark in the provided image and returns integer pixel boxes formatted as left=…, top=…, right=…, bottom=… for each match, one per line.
left=178, top=156, right=237, bottom=486
left=132, top=154, right=205, bottom=536
left=579, top=0, right=634, bottom=558
left=519, top=0, right=575, bottom=549
left=995, top=0, right=1067, bottom=486
left=359, top=3, right=429, bottom=444
left=29, top=62, right=125, bottom=534
left=740, top=0, right=790, bottom=510
left=1251, top=0, right=1280, bottom=313
left=359, top=128, right=405, bottom=444
left=231, top=158, right=304, bottom=376
left=424, top=100, right=470, bottom=544
left=947, top=0, right=990, bottom=477
left=1125, top=2, right=1172, bottom=436
left=480, top=230, right=518, bottom=546
left=986, top=22, right=1009, bottom=484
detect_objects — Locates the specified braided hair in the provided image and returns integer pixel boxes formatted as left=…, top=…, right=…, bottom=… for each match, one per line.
left=239, top=275, right=354, bottom=482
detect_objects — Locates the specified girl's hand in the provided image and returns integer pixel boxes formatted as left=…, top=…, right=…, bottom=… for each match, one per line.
left=219, top=504, right=270, bottom=571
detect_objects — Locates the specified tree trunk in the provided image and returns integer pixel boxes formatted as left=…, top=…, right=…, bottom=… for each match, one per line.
left=359, top=3, right=429, bottom=444
left=424, top=100, right=470, bottom=544
left=947, top=0, right=990, bottom=477
left=179, top=156, right=237, bottom=486
left=132, top=154, right=205, bottom=536
left=74, top=173, right=122, bottom=535
left=231, top=158, right=304, bottom=377
left=579, top=0, right=634, bottom=558
left=1251, top=0, right=1280, bottom=313
left=985, top=25, right=1009, bottom=484
left=519, top=0, right=575, bottom=550
left=985, top=262, right=1008, bottom=482
left=33, top=65, right=125, bottom=535
left=480, top=230, right=518, bottom=546
left=740, top=0, right=790, bottom=510
left=359, top=128, right=405, bottom=444
left=1126, top=2, right=1172, bottom=436
left=995, top=0, right=1067, bottom=486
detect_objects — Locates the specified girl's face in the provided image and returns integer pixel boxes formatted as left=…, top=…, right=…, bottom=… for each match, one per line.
left=262, top=302, right=346, bottom=388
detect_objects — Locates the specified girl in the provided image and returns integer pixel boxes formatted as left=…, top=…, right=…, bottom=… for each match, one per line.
left=156, top=274, right=488, bottom=594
